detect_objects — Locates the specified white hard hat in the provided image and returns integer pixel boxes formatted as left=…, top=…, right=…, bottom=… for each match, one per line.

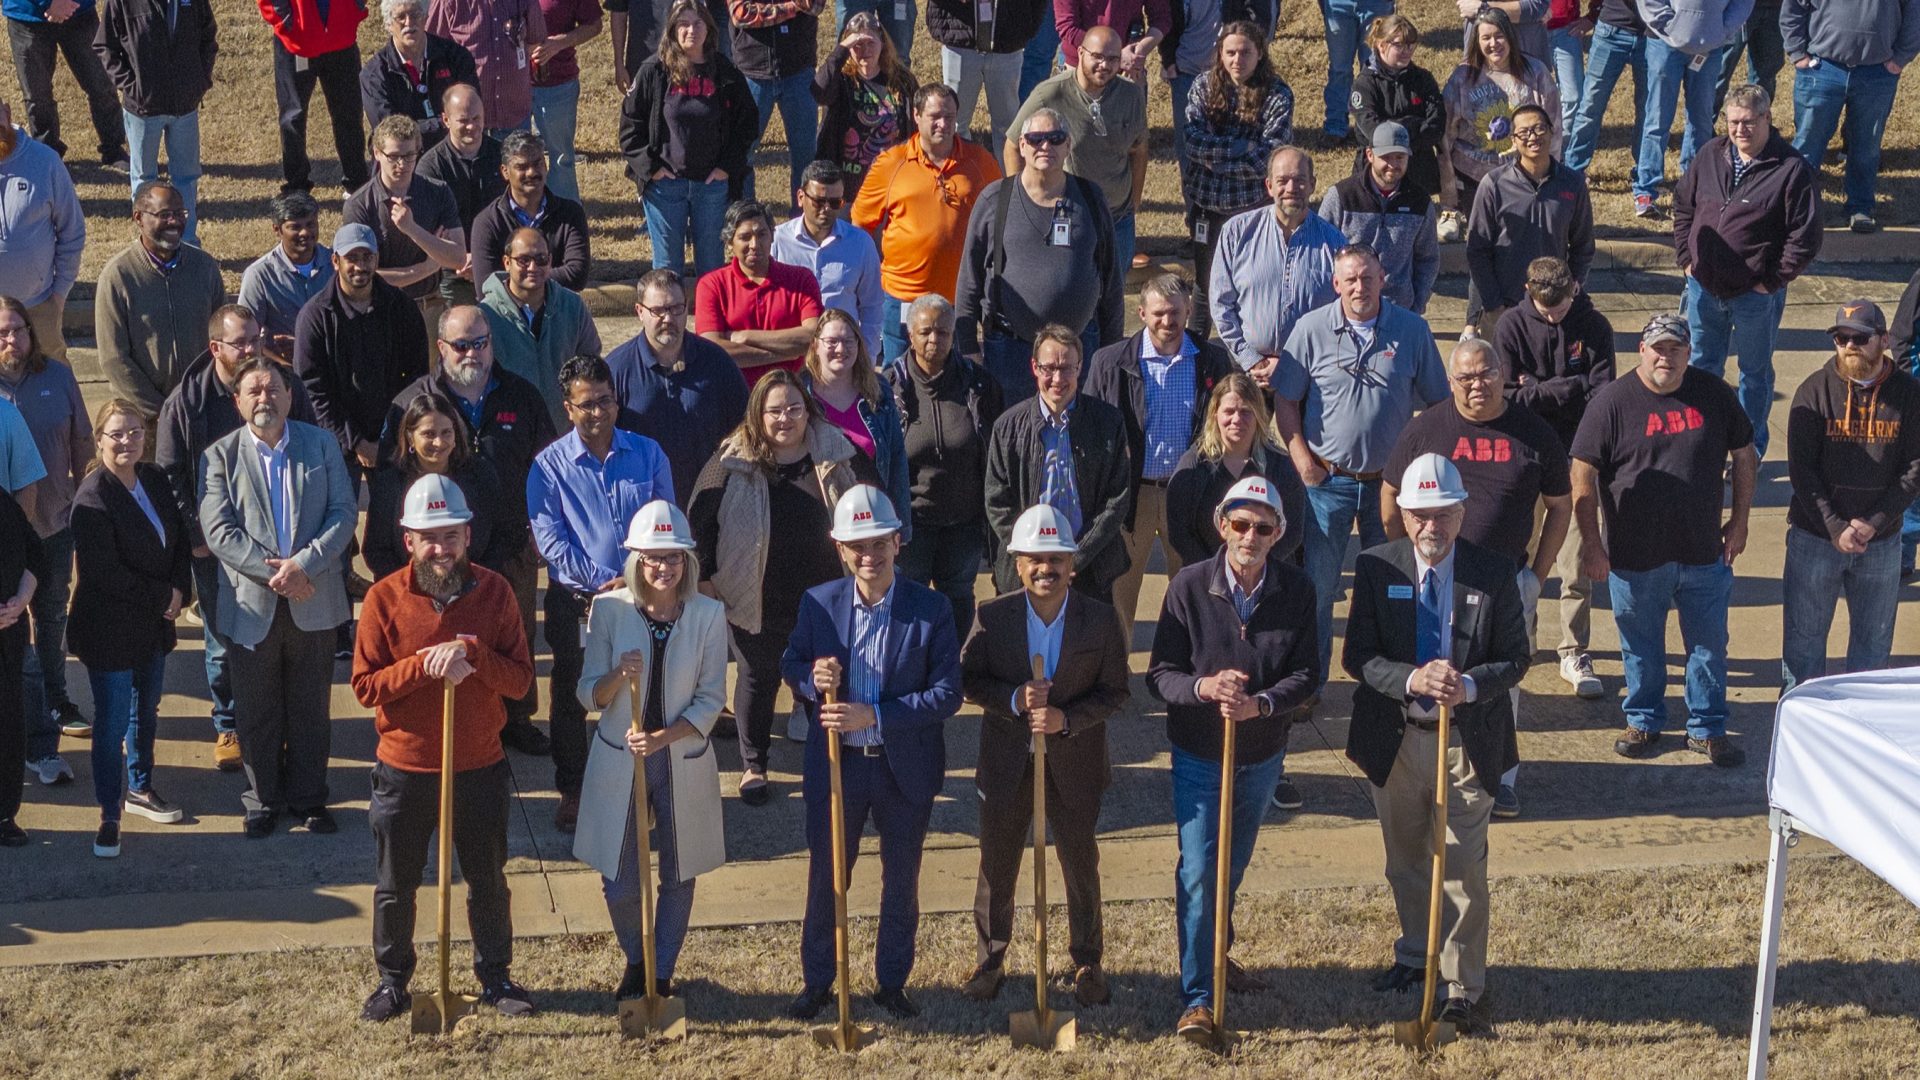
left=1217, top=475, right=1286, bottom=532
left=398, top=473, right=473, bottom=529
left=829, top=484, right=903, bottom=543
left=1397, top=452, right=1469, bottom=509
left=623, top=499, right=696, bottom=552
left=1008, top=504, right=1078, bottom=555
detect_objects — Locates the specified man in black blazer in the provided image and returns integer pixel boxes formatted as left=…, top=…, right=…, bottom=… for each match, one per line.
left=984, top=324, right=1133, bottom=603
left=960, top=504, right=1131, bottom=1007
left=1342, top=453, right=1530, bottom=1033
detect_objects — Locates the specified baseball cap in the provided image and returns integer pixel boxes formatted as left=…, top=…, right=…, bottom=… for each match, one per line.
left=332, top=223, right=378, bottom=257
left=1829, top=299, right=1888, bottom=337
left=1370, top=121, right=1412, bottom=157
left=1642, top=312, right=1690, bottom=347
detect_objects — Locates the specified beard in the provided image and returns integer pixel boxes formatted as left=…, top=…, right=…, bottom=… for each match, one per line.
left=413, top=554, right=472, bottom=600
left=442, top=359, right=488, bottom=390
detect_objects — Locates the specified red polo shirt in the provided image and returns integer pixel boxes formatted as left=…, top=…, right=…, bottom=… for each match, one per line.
left=695, top=259, right=823, bottom=388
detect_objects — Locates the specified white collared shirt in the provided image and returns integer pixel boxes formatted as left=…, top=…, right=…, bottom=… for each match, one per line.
left=1012, top=593, right=1070, bottom=722
left=246, top=425, right=295, bottom=558
left=1405, top=547, right=1477, bottom=717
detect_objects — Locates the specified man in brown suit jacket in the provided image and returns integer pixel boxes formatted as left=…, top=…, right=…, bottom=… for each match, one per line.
left=960, top=503, right=1131, bottom=1007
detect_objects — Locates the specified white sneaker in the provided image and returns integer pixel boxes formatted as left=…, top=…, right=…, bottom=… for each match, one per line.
left=1559, top=654, right=1604, bottom=699
left=1437, top=210, right=1467, bottom=244
left=28, top=754, right=74, bottom=786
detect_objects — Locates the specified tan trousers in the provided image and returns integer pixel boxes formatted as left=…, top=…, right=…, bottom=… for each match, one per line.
left=1373, top=723, right=1492, bottom=1002
left=1111, top=481, right=1182, bottom=638
left=24, top=295, right=68, bottom=364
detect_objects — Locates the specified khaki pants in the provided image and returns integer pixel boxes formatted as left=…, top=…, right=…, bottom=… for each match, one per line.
left=24, top=294, right=67, bottom=364
left=1373, top=723, right=1492, bottom=1002
left=1111, top=481, right=1182, bottom=638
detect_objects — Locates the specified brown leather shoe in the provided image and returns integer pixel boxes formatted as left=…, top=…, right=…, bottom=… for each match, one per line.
left=554, top=793, right=580, bottom=833
left=1177, top=1005, right=1214, bottom=1042
left=961, top=964, right=1003, bottom=1001
left=213, top=731, right=242, bottom=773
left=1072, top=964, right=1109, bottom=1006
left=1225, top=957, right=1268, bottom=993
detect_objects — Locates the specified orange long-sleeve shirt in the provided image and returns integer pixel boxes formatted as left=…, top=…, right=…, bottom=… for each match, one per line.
left=351, top=564, right=534, bottom=774
left=851, top=133, right=1002, bottom=302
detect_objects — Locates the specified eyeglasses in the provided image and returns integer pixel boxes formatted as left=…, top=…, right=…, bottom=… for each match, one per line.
left=1087, top=97, right=1108, bottom=137
left=1512, top=126, right=1550, bottom=142
left=507, top=253, right=551, bottom=267
left=1833, top=331, right=1874, bottom=347
left=1451, top=370, right=1500, bottom=385
left=1023, top=130, right=1069, bottom=148
left=639, top=552, right=686, bottom=568
left=379, top=148, right=421, bottom=162
left=1224, top=518, right=1278, bottom=537
left=1033, top=363, right=1079, bottom=378
left=566, top=394, right=617, bottom=414
left=762, top=403, right=808, bottom=420
left=442, top=335, right=491, bottom=353
left=215, top=335, right=264, bottom=353
left=802, top=191, right=845, bottom=209
left=638, top=302, right=687, bottom=319
left=933, top=174, right=962, bottom=208
left=138, top=207, right=188, bottom=221
left=101, top=427, right=145, bottom=444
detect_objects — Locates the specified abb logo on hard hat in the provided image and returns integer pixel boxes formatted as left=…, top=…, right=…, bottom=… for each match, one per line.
left=1039, top=526, right=1057, bottom=536
left=427, top=500, right=447, bottom=511
left=1249, top=483, right=1267, bottom=495
left=654, top=522, right=673, bottom=532
left=853, top=511, right=873, bottom=522
left=1417, top=480, right=1439, bottom=491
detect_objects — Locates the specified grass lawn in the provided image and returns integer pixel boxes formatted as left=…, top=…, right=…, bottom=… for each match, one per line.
left=3, top=857, right=1917, bottom=1078
left=12, top=0, right=1918, bottom=297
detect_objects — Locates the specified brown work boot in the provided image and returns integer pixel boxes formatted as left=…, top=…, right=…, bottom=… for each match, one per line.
left=1613, top=727, right=1662, bottom=759
left=961, top=964, right=1003, bottom=1001
left=213, top=731, right=242, bottom=772
left=1072, top=964, right=1109, bottom=1006
left=1177, top=1005, right=1214, bottom=1042
left=554, top=793, right=580, bottom=833
left=1687, top=734, right=1746, bottom=768
left=1225, top=957, right=1268, bottom=993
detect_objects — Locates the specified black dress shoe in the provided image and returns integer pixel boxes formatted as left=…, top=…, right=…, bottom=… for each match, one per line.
left=500, top=722, right=551, bottom=757
left=295, top=808, right=338, bottom=834
left=871, top=987, right=919, bottom=1019
left=243, top=813, right=279, bottom=839
left=1371, top=962, right=1423, bottom=993
left=615, top=963, right=647, bottom=1000
left=785, top=985, right=833, bottom=1020
left=655, top=978, right=674, bottom=998
left=0, top=818, right=27, bottom=847
left=360, top=982, right=411, bottom=1022
left=1437, top=995, right=1476, bottom=1032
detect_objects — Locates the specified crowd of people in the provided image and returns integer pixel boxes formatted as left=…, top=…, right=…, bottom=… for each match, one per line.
left=0, top=0, right=1916, bottom=1045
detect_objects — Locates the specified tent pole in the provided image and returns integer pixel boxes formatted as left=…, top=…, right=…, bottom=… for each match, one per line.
left=1746, top=808, right=1793, bottom=1080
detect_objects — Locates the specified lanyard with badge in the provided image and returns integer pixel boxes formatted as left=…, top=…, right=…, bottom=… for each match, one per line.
left=1050, top=199, right=1071, bottom=248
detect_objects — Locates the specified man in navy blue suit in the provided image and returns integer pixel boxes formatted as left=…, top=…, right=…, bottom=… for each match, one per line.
left=781, top=484, right=964, bottom=1022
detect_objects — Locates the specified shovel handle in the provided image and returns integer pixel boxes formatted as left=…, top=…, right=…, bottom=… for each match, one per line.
left=435, top=677, right=457, bottom=1009
left=1417, top=704, right=1453, bottom=1030
left=1028, top=653, right=1049, bottom=1020
left=822, top=687, right=855, bottom=1044
left=1211, top=673, right=1239, bottom=1035
left=630, top=677, right=662, bottom=999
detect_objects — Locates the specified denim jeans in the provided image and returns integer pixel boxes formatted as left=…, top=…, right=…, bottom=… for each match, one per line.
left=1320, top=0, right=1392, bottom=138
left=746, top=71, right=819, bottom=204
left=1171, top=744, right=1284, bottom=1009
left=642, top=176, right=730, bottom=279
left=192, top=553, right=236, bottom=736
left=838, top=0, right=915, bottom=57
left=20, top=526, right=72, bottom=761
left=1548, top=25, right=1586, bottom=136
left=896, top=518, right=986, bottom=644
left=124, top=109, right=201, bottom=247
left=1169, top=71, right=1196, bottom=198
left=86, top=651, right=168, bottom=820
left=1636, top=36, right=1725, bottom=199
left=1111, top=207, right=1137, bottom=275
left=943, top=45, right=1023, bottom=157
left=1608, top=559, right=1731, bottom=739
left=1019, top=17, right=1060, bottom=102
left=1714, top=0, right=1784, bottom=108
left=529, top=78, right=582, bottom=203
left=601, top=745, right=697, bottom=976
left=1564, top=21, right=1647, bottom=174
left=1684, top=274, right=1787, bottom=457
left=1792, top=56, right=1900, bottom=218
left=1304, top=473, right=1388, bottom=683
left=1780, top=527, right=1901, bottom=693
left=881, top=292, right=910, bottom=364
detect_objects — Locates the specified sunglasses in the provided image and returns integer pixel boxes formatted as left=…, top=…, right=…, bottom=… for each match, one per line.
left=1224, top=518, right=1278, bottom=537
left=803, top=191, right=845, bottom=209
left=1833, top=331, right=1874, bottom=347
left=442, top=335, right=491, bottom=353
left=1023, top=130, right=1069, bottom=148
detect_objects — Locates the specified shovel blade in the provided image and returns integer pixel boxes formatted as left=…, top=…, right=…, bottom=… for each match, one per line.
left=810, top=1021, right=872, bottom=1053
left=618, top=995, right=689, bottom=1041
left=1009, top=1008, right=1077, bottom=1052
left=409, top=991, right=479, bottom=1036
left=1392, top=1018, right=1457, bottom=1050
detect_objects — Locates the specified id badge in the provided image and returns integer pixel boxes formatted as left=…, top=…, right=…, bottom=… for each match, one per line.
left=895, top=0, right=907, bottom=21
left=976, top=0, right=993, bottom=21
left=1192, top=219, right=1209, bottom=244
left=1050, top=219, right=1071, bottom=247
left=1688, top=51, right=1707, bottom=72
left=295, top=54, right=310, bottom=73
left=517, top=45, right=529, bottom=69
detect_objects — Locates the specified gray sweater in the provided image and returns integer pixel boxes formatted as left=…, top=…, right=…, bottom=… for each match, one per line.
left=1781, top=0, right=1920, bottom=68
left=94, top=242, right=226, bottom=420
left=0, top=130, right=85, bottom=308
left=954, top=174, right=1125, bottom=353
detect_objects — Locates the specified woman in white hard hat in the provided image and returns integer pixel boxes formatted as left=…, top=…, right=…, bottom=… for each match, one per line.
left=362, top=393, right=523, bottom=580
left=686, top=369, right=882, bottom=806
left=574, top=499, right=729, bottom=1002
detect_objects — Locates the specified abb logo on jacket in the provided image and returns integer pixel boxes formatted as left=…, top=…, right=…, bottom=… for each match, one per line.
left=1451, top=437, right=1512, bottom=463
left=1645, top=407, right=1706, bottom=437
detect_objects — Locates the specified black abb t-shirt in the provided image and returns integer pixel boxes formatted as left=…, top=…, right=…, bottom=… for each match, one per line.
left=1387, top=401, right=1571, bottom=567
left=1569, top=368, right=1753, bottom=572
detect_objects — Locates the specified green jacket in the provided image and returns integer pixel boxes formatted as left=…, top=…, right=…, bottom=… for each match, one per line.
left=477, top=271, right=602, bottom=430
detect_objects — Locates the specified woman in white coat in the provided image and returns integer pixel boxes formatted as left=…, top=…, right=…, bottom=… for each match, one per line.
left=574, top=500, right=729, bottom=1000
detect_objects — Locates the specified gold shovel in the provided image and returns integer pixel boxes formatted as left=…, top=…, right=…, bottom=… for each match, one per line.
left=411, top=677, right=480, bottom=1036
left=1394, top=703, right=1459, bottom=1051
left=1010, top=654, right=1076, bottom=1052
left=1193, top=674, right=1246, bottom=1053
left=811, top=689, right=873, bottom=1053
left=619, top=678, right=689, bottom=1041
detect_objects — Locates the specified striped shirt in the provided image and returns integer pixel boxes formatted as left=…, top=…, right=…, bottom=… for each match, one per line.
left=843, top=581, right=893, bottom=747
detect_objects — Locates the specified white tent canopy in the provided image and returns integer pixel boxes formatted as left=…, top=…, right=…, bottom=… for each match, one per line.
left=1749, top=668, right=1920, bottom=1079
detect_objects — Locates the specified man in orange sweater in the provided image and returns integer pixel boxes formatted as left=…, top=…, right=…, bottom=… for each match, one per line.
left=350, top=473, right=535, bottom=1023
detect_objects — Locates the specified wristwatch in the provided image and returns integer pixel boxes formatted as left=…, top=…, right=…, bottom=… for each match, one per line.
left=1257, top=694, right=1274, bottom=719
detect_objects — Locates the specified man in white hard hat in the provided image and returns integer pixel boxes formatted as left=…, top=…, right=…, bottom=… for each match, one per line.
left=958, top=504, right=1131, bottom=1006
left=1342, top=452, right=1530, bottom=1034
left=780, top=484, right=965, bottom=1023
left=1146, top=475, right=1320, bottom=1043
left=349, top=473, right=535, bottom=1022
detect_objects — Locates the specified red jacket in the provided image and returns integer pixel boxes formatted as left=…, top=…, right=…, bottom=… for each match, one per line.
left=258, top=0, right=367, bottom=58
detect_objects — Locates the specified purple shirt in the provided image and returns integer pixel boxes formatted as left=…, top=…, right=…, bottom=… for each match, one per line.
left=427, top=0, right=547, bottom=128
left=532, top=0, right=601, bottom=86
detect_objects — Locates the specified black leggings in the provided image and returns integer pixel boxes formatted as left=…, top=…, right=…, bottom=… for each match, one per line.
left=731, top=622, right=791, bottom=776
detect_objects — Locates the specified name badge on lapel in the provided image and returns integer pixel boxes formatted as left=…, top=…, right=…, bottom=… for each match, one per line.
left=1466, top=593, right=1481, bottom=606
left=1387, top=584, right=1413, bottom=600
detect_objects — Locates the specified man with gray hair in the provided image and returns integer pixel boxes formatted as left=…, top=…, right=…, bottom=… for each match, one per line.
left=885, top=292, right=1004, bottom=641
left=1380, top=337, right=1571, bottom=818
left=1085, top=271, right=1236, bottom=637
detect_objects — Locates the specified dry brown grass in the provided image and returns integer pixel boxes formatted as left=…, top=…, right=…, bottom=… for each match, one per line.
left=3, top=856, right=1917, bottom=1078
left=4, top=0, right=1915, bottom=297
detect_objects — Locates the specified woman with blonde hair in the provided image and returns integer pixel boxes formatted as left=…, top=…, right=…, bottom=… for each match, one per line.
left=67, top=399, right=193, bottom=857
left=801, top=308, right=911, bottom=541
left=1164, top=372, right=1306, bottom=567
left=812, top=10, right=918, bottom=187
left=575, top=500, right=729, bottom=1000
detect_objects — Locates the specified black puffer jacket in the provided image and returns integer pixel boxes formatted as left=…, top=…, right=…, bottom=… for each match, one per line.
left=1349, top=59, right=1447, bottom=201
left=925, top=0, right=1050, bottom=53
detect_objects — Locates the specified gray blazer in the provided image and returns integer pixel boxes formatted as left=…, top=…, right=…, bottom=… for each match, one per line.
left=198, top=419, right=355, bottom=648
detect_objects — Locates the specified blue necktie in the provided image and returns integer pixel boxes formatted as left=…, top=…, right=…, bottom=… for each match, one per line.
left=1414, top=569, right=1442, bottom=711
